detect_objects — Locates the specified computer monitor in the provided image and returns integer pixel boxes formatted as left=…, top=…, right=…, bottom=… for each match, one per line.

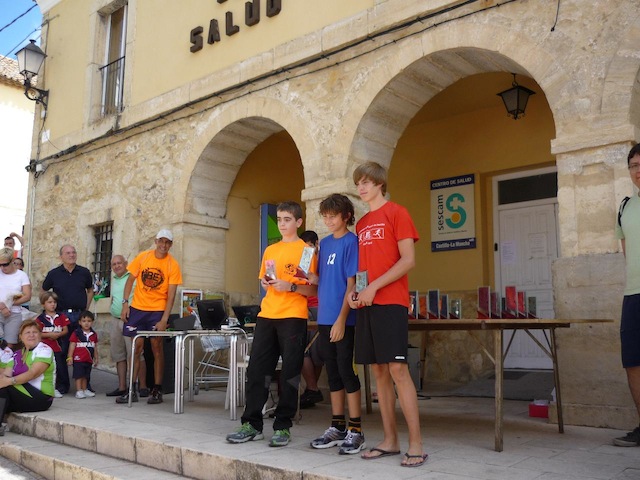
left=232, top=305, right=261, bottom=326
left=196, top=299, right=228, bottom=330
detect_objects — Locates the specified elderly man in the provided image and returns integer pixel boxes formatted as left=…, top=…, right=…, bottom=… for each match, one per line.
left=42, top=244, right=93, bottom=394
left=116, top=230, right=182, bottom=405
left=106, top=255, right=149, bottom=397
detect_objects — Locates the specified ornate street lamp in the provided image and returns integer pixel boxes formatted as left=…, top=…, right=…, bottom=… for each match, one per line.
left=497, top=73, right=535, bottom=120
left=15, top=40, right=49, bottom=108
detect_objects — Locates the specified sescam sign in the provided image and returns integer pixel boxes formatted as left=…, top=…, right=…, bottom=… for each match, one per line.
left=190, top=0, right=283, bottom=53
left=430, top=174, right=476, bottom=252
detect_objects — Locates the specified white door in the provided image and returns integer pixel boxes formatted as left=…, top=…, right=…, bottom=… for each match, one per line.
left=498, top=203, right=558, bottom=369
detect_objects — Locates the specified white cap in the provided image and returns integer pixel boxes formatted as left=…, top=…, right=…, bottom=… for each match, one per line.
left=155, top=229, right=173, bottom=241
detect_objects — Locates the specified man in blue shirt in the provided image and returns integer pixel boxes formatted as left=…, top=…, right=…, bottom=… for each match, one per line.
left=42, top=244, right=93, bottom=394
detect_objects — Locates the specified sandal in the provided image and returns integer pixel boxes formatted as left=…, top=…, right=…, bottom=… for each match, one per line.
left=361, top=447, right=401, bottom=460
left=401, top=452, right=428, bottom=467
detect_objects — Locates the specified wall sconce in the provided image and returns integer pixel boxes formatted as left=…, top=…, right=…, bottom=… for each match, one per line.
left=497, top=73, right=535, bottom=120
left=15, top=40, right=49, bottom=109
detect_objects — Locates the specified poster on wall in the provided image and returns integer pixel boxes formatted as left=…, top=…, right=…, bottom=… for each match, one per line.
left=430, top=174, right=476, bottom=252
left=260, top=203, right=281, bottom=257
left=181, top=289, right=203, bottom=317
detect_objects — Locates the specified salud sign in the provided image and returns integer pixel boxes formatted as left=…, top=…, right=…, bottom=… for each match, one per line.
left=430, top=174, right=476, bottom=252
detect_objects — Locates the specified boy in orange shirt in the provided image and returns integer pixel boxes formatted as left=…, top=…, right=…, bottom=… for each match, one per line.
left=227, top=201, right=317, bottom=447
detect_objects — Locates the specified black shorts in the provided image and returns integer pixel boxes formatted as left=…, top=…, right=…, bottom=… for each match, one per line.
left=355, top=304, right=408, bottom=365
left=621, top=294, right=640, bottom=368
left=72, top=362, right=92, bottom=379
left=317, top=324, right=360, bottom=393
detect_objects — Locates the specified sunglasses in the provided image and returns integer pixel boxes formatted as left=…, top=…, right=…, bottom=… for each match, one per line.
left=0, top=262, right=11, bottom=267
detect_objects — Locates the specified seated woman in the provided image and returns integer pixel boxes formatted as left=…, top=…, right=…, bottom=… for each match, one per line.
left=0, top=320, right=55, bottom=435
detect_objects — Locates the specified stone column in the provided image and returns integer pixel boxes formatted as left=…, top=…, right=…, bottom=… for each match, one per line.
left=552, top=140, right=635, bottom=428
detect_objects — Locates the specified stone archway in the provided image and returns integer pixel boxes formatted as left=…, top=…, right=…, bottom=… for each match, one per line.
left=179, top=99, right=314, bottom=292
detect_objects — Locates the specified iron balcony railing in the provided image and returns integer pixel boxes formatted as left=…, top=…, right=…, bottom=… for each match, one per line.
left=99, top=56, right=125, bottom=116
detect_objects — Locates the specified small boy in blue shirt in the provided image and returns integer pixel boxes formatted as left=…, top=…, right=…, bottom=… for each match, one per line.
left=308, top=194, right=364, bottom=454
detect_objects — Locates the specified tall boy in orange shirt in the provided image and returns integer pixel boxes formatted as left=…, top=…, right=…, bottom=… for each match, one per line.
left=227, top=201, right=317, bottom=447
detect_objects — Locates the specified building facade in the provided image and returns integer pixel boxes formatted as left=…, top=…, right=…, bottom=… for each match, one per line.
left=26, top=0, right=640, bottom=428
left=0, top=56, right=34, bottom=249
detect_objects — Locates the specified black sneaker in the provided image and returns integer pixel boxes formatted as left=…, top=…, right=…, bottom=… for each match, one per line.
left=226, top=422, right=264, bottom=443
left=614, top=427, right=640, bottom=446
left=106, top=388, right=127, bottom=397
left=310, top=426, right=347, bottom=449
left=300, top=389, right=323, bottom=408
left=338, top=430, right=366, bottom=454
left=115, top=391, right=138, bottom=404
left=139, top=387, right=150, bottom=398
left=147, top=388, right=163, bottom=404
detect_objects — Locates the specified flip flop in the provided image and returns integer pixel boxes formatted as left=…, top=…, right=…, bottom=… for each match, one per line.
left=401, top=452, right=428, bottom=467
left=361, top=447, right=401, bottom=460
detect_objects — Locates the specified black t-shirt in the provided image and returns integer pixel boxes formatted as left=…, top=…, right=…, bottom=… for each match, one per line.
left=42, top=264, right=92, bottom=311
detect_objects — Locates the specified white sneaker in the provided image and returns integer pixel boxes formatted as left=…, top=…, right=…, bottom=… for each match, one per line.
left=83, top=389, right=96, bottom=398
left=54, top=389, right=63, bottom=398
left=75, top=391, right=86, bottom=399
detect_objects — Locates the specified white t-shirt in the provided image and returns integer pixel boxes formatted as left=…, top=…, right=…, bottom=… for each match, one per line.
left=0, top=269, right=30, bottom=312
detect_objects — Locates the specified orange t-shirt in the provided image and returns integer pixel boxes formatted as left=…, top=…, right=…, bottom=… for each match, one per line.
left=258, top=239, right=317, bottom=319
left=128, top=250, right=182, bottom=312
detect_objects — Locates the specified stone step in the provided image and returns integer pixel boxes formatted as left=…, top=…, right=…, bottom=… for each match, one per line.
left=3, top=414, right=237, bottom=480
left=0, top=431, right=186, bottom=480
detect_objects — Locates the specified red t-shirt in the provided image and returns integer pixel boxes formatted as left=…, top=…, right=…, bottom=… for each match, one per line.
left=356, top=201, right=419, bottom=306
left=36, top=312, right=71, bottom=353
left=69, top=330, right=98, bottom=364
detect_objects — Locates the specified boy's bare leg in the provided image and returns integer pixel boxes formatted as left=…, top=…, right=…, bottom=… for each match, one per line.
left=116, top=360, right=127, bottom=391
left=131, top=336, right=144, bottom=391
left=362, top=363, right=399, bottom=456
left=389, top=362, right=424, bottom=465
left=626, top=366, right=640, bottom=417
left=330, top=390, right=346, bottom=416
left=346, top=388, right=361, bottom=419
left=151, top=337, right=164, bottom=386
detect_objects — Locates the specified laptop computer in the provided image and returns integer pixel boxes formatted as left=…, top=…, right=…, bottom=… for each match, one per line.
left=168, top=314, right=197, bottom=331
left=196, top=299, right=228, bottom=330
left=231, top=305, right=261, bottom=327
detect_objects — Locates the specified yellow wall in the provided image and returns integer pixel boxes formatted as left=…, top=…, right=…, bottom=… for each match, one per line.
left=225, top=130, right=304, bottom=297
left=41, top=0, right=91, bottom=140
left=390, top=74, right=555, bottom=294
left=42, top=0, right=373, bottom=140
left=133, top=0, right=373, bottom=104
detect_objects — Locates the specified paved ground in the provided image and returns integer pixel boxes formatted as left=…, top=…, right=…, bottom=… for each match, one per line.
left=0, top=455, right=43, bottom=480
left=2, top=367, right=639, bottom=479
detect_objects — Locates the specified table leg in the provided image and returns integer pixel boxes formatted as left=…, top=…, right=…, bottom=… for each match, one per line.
left=187, top=336, right=195, bottom=402
left=174, top=335, right=184, bottom=414
left=229, top=334, right=238, bottom=421
left=494, top=329, right=503, bottom=452
left=239, top=337, right=247, bottom=406
left=128, top=335, right=139, bottom=408
left=550, top=328, right=564, bottom=433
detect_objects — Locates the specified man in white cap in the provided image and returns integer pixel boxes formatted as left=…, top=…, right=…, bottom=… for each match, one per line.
left=116, top=229, right=182, bottom=405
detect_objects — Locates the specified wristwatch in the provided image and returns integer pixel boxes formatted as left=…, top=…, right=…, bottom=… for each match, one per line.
left=122, top=299, right=128, bottom=304
left=290, top=283, right=298, bottom=293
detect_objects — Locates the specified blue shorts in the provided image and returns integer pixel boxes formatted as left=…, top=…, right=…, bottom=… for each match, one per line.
left=355, top=304, right=408, bottom=365
left=621, top=295, right=640, bottom=368
left=123, top=307, right=164, bottom=338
